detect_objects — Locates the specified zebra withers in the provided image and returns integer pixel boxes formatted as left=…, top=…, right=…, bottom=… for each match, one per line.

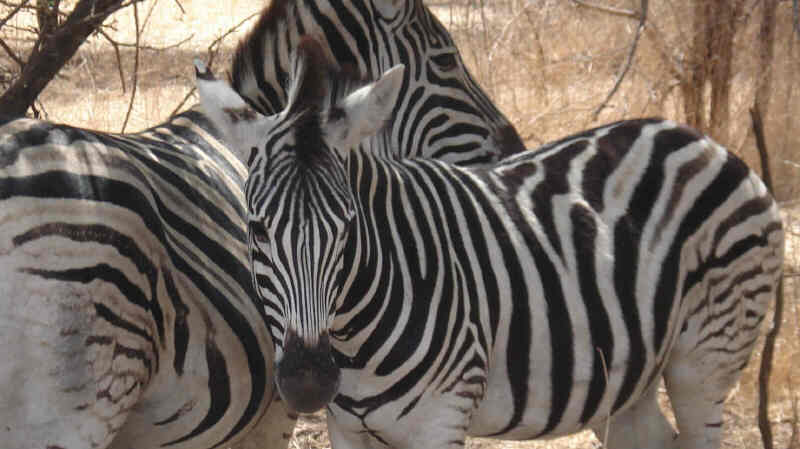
left=230, top=0, right=526, bottom=165
left=198, top=39, right=784, bottom=449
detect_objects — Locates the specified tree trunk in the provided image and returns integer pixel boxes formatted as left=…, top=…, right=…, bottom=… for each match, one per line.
left=0, top=0, right=133, bottom=118
left=680, top=0, right=745, bottom=145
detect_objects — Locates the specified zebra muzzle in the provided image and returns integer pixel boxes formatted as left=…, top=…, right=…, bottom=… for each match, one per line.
left=275, top=330, right=341, bottom=413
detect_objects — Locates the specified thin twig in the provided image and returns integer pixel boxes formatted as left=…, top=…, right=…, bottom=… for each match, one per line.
left=570, top=0, right=637, bottom=18
left=487, top=0, right=535, bottom=64
left=97, top=29, right=126, bottom=92
left=121, top=0, right=140, bottom=133
left=99, top=33, right=194, bottom=51
left=592, top=0, right=648, bottom=120
left=0, top=0, right=29, bottom=28
left=170, top=12, right=258, bottom=118
left=205, top=11, right=259, bottom=68
left=0, top=37, right=25, bottom=68
left=172, top=0, right=185, bottom=14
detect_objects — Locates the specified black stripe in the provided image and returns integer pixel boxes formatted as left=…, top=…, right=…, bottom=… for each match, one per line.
left=571, top=205, right=614, bottom=424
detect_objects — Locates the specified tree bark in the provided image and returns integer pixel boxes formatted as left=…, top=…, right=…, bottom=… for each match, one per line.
left=680, top=0, right=745, bottom=144
left=0, top=0, right=137, bottom=118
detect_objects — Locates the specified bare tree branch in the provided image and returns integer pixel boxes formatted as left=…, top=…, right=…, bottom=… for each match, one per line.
left=98, top=32, right=194, bottom=51
left=570, top=0, right=637, bottom=18
left=121, top=0, right=140, bottom=133
left=0, top=0, right=147, bottom=117
left=0, top=37, right=25, bottom=68
left=592, top=0, right=648, bottom=120
left=172, top=0, right=185, bottom=14
left=0, top=0, right=30, bottom=28
left=97, top=29, right=127, bottom=92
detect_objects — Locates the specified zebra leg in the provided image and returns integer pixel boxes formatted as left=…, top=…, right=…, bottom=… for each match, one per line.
left=591, top=384, right=676, bottom=449
left=662, top=235, right=780, bottom=449
left=327, top=411, right=376, bottom=449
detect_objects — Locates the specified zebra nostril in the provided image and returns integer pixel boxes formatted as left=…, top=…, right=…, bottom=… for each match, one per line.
left=275, top=330, right=341, bottom=413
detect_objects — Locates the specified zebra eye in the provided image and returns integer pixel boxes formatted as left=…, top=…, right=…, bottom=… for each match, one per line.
left=250, top=221, right=269, bottom=245
left=432, top=52, right=458, bottom=72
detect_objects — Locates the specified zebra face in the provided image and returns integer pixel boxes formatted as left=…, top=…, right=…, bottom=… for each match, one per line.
left=197, top=39, right=405, bottom=413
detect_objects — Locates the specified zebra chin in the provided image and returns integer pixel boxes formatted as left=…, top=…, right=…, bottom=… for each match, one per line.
left=274, top=329, right=341, bottom=413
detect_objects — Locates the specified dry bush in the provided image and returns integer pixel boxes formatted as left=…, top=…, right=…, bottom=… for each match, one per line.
left=435, top=0, right=800, bottom=202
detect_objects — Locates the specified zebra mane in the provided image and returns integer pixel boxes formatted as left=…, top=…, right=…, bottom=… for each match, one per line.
left=289, top=37, right=369, bottom=115
left=230, top=0, right=375, bottom=115
left=285, top=37, right=371, bottom=167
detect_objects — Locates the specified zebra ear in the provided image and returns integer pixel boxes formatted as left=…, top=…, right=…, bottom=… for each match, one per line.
left=326, top=64, right=404, bottom=154
left=195, top=59, right=270, bottom=163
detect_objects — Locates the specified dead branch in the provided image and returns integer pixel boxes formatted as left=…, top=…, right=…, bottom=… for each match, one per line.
left=0, top=37, right=24, bottom=68
left=120, top=0, right=140, bottom=133
left=0, top=0, right=29, bottom=28
left=751, top=103, right=782, bottom=449
left=570, top=0, right=637, bottom=18
left=97, top=29, right=127, bottom=92
left=171, top=0, right=185, bottom=14
left=592, top=0, right=648, bottom=120
left=0, top=0, right=146, bottom=117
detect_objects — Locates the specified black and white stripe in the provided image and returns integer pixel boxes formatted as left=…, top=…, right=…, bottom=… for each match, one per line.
left=230, top=0, right=526, bottom=166
left=0, top=111, right=291, bottom=449
left=199, top=41, right=784, bottom=449
left=1, top=0, right=525, bottom=446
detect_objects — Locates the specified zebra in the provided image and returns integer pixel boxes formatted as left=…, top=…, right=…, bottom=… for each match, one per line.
left=0, top=1, right=526, bottom=447
left=230, top=0, right=526, bottom=165
left=196, top=38, right=785, bottom=449
left=0, top=111, right=294, bottom=449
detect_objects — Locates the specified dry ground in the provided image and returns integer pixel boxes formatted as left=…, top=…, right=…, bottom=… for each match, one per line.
left=1, top=0, right=798, bottom=448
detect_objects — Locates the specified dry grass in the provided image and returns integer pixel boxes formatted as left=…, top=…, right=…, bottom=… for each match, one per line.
left=1, top=0, right=799, bottom=448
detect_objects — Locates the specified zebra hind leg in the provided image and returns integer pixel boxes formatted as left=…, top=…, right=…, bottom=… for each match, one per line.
left=591, top=384, right=676, bottom=449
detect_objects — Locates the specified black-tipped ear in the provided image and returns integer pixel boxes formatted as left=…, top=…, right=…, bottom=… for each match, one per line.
left=194, top=59, right=216, bottom=81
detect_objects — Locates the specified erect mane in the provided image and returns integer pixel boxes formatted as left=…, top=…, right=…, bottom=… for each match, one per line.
left=289, top=37, right=369, bottom=115
left=284, top=37, right=374, bottom=168
left=229, top=0, right=377, bottom=115
left=230, top=0, right=295, bottom=114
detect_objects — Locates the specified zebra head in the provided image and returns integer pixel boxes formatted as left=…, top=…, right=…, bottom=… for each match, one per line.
left=196, top=39, right=403, bottom=413
left=230, top=0, right=526, bottom=165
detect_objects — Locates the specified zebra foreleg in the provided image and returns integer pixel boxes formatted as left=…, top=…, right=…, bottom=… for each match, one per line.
left=591, top=384, right=676, bottom=449
left=327, top=389, right=478, bottom=449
